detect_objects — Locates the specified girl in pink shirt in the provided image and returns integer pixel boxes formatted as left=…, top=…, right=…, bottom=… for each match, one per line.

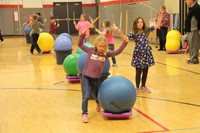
left=95, top=20, right=118, bottom=67
left=73, top=13, right=92, bottom=42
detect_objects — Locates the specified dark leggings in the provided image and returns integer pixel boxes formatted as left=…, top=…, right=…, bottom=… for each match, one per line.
left=135, top=67, right=149, bottom=88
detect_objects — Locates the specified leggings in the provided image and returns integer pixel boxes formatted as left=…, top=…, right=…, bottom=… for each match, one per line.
left=135, top=67, right=149, bottom=88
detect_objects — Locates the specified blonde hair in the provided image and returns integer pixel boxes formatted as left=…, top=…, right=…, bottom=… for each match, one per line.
left=94, top=35, right=108, bottom=53
left=160, top=5, right=166, bottom=11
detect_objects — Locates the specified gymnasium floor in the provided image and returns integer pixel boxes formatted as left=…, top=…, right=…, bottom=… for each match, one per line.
left=0, top=35, right=200, bottom=133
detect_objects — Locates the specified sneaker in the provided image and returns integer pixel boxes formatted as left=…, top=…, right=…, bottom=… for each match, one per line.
left=38, top=50, right=43, bottom=55
left=186, top=59, right=191, bottom=63
left=82, top=114, right=88, bottom=123
left=158, top=49, right=163, bottom=51
left=135, top=88, right=140, bottom=93
left=140, top=86, right=151, bottom=93
left=112, top=64, right=118, bottom=67
left=96, top=103, right=101, bottom=112
left=187, top=60, right=199, bottom=64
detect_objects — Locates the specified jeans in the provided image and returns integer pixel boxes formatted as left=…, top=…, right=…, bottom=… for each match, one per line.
left=81, top=75, right=99, bottom=115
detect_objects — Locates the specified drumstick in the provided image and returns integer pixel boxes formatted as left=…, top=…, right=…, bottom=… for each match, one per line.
left=112, top=14, right=114, bottom=24
left=89, top=16, right=97, bottom=29
left=73, top=11, right=75, bottom=21
left=120, top=12, right=122, bottom=28
left=126, top=10, right=128, bottom=35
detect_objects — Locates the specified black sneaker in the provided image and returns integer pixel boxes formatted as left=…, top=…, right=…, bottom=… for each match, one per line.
left=30, top=51, right=33, bottom=55
left=38, top=51, right=43, bottom=55
left=187, top=60, right=199, bottom=64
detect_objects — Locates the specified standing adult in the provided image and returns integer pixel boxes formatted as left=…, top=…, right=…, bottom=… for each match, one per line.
left=185, top=0, right=200, bottom=64
left=156, top=5, right=170, bottom=51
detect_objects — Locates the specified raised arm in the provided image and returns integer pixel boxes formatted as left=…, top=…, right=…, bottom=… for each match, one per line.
left=78, top=33, right=91, bottom=53
left=107, top=37, right=129, bottom=57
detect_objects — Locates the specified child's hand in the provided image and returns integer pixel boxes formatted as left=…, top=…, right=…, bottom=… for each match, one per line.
left=118, top=28, right=126, bottom=40
left=118, top=28, right=122, bottom=34
left=73, top=20, right=76, bottom=25
left=57, top=24, right=60, bottom=27
left=113, top=23, right=118, bottom=29
left=95, top=28, right=99, bottom=33
left=44, top=18, right=47, bottom=23
left=124, top=36, right=129, bottom=43
left=81, top=29, right=87, bottom=35
left=182, top=34, right=187, bottom=39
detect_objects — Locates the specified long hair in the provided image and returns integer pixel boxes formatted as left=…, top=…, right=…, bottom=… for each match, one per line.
left=103, top=20, right=113, bottom=35
left=94, top=35, right=108, bottom=53
left=132, top=17, right=148, bottom=34
left=81, top=13, right=88, bottom=21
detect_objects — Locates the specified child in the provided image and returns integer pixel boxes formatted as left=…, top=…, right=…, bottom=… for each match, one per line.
left=73, top=13, right=93, bottom=42
left=128, top=17, right=155, bottom=93
left=78, top=29, right=129, bottom=123
left=28, top=14, right=45, bottom=55
left=50, top=16, right=60, bottom=40
left=0, top=29, right=4, bottom=42
left=95, top=20, right=119, bottom=67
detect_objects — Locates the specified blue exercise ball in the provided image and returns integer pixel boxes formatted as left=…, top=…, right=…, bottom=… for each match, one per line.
left=98, top=76, right=136, bottom=114
left=59, top=33, right=72, bottom=41
left=76, top=51, right=110, bottom=75
left=54, top=36, right=72, bottom=51
left=24, top=26, right=31, bottom=35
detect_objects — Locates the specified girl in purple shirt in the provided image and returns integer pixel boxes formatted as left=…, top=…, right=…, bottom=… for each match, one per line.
left=78, top=30, right=129, bottom=123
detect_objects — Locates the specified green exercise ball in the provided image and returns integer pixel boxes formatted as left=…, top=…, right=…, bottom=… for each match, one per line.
left=63, top=54, right=80, bottom=76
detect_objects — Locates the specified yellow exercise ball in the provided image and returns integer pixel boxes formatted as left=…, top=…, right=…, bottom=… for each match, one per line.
left=37, top=32, right=54, bottom=51
left=166, top=30, right=181, bottom=41
left=166, top=39, right=180, bottom=51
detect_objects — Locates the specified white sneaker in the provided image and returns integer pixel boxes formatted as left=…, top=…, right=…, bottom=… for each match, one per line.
left=112, top=64, right=118, bottom=67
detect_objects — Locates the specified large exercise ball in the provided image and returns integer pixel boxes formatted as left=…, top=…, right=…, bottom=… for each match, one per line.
left=166, top=30, right=181, bottom=40
left=98, top=76, right=136, bottom=114
left=166, top=40, right=180, bottom=51
left=63, top=54, right=80, bottom=76
left=76, top=43, right=93, bottom=54
left=24, top=26, right=31, bottom=35
left=76, top=51, right=110, bottom=75
left=59, top=33, right=72, bottom=41
left=37, top=32, right=54, bottom=51
left=166, top=30, right=181, bottom=51
left=54, top=36, right=72, bottom=51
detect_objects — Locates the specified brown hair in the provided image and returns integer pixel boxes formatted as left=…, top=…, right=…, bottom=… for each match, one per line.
left=32, top=14, right=38, bottom=20
left=103, top=20, right=113, bottom=35
left=132, top=17, right=148, bottom=34
left=81, top=13, right=88, bottom=21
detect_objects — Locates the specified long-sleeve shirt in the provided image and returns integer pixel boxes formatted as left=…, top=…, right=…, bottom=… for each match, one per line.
left=185, top=2, right=200, bottom=32
left=29, top=20, right=44, bottom=35
left=78, top=34, right=128, bottom=78
left=50, top=22, right=58, bottom=34
left=156, top=11, right=170, bottom=28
